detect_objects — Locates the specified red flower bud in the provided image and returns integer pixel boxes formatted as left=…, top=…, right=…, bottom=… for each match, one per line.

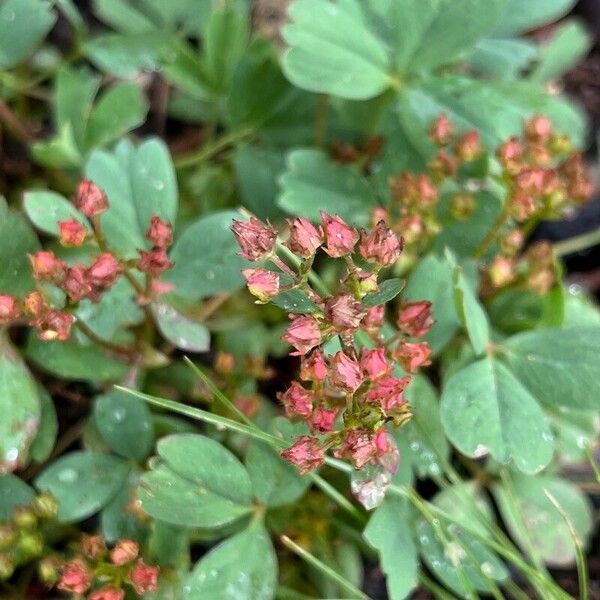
left=524, top=115, right=553, bottom=144
left=311, top=407, right=338, bottom=433
left=282, top=315, right=321, bottom=355
left=128, top=559, right=159, bottom=595
left=300, top=349, right=328, bottom=382
left=497, top=137, right=523, bottom=173
left=324, top=293, right=364, bottom=332
left=37, top=310, right=74, bottom=341
left=359, top=221, right=403, bottom=266
left=330, top=351, right=363, bottom=393
left=429, top=113, right=454, bottom=146
left=321, top=213, right=359, bottom=257
left=334, top=428, right=392, bottom=470
left=146, top=214, right=173, bottom=248
left=57, top=558, right=91, bottom=595
left=277, top=381, right=314, bottom=419
left=360, top=348, right=390, bottom=380
left=367, top=375, right=410, bottom=411
left=88, top=585, right=125, bottom=600
left=58, top=219, right=87, bottom=247
left=285, top=217, right=323, bottom=258
left=361, top=305, right=385, bottom=331
left=397, top=301, right=434, bottom=337
left=88, top=253, right=121, bottom=288
left=393, top=341, right=432, bottom=372
left=242, top=268, right=280, bottom=302
left=64, top=265, right=92, bottom=302
left=110, top=539, right=139, bottom=566
left=28, top=251, right=66, bottom=285
left=137, top=248, right=174, bottom=278
left=231, top=217, right=277, bottom=261
left=281, top=436, right=324, bottom=475
left=455, top=131, right=483, bottom=162
left=73, top=180, right=109, bottom=217
left=0, top=295, right=19, bottom=325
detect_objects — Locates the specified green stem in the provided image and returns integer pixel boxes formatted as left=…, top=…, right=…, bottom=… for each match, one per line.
left=175, top=128, right=253, bottom=169
left=418, top=572, right=460, bottom=600
left=553, top=228, right=600, bottom=257
left=472, top=200, right=512, bottom=259
left=280, top=535, right=372, bottom=600
left=585, top=446, right=600, bottom=484
left=314, top=94, right=329, bottom=148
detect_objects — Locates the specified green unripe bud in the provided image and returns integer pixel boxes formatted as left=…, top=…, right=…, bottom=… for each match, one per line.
left=32, top=493, right=59, bottom=520
left=12, top=507, right=37, bottom=530
left=0, top=554, right=14, bottom=580
left=38, top=556, right=60, bottom=585
left=0, top=525, right=17, bottom=551
left=17, top=532, right=44, bottom=559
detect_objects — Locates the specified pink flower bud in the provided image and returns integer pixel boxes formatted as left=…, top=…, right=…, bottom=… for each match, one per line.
left=281, top=436, right=324, bottom=475
left=360, top=348, right=390, bottom=380
left=146, top=214, right=173, bottom=248
left=397, top=301, right=434, bottom=337
left=300, top=349, right=328, bottom=382
left=359, top=221, right=403, bottom=266
left=429, top=113, right=454, bottom=146
left=110, top=539, right=139, bottom=566
left=367, top=375, right=410, bottom=411
left=282, top=315, right=321, bottom=355
left=64, top=265, right=92, bottom=302
left=330, top=351, right=363, bottom=393
left=324, top=293, right=364, bottom=332
left=137, top=248, right=174, bottom=278
left=516, top=168, right=546, bottom=196
left=393, top=341, right=432, bottom=372
left=286, top=217, right=323, bottom=258
left=277, top=381, right=313, bottom=419
left=497, top=137, right=523, bottom=173
left=510, top=190, right=537, bottom=221
left=88, top=586, right=125, bottom=600
left=73, top=179, right=109, bottom=217
left=23, top=291, right=48, bottom=323
left=28, top=251, right=66, bottom=285
left=455, top=131, right=482, bottom=162
left=0, top=295, right=19, bottom=325
left=361, top=305, right=385, bottom=331
left=88, top=253, right=121, bottom=288
left=128, top=559, right=159, bottom=595
left=37, top=310, right=74, bottom=341
left=334, top=428, right=389, bottom=469
left=488, top=257, right=515, bottom=287
left=320, top=213, right=359, bottom=257
left=524, top=115, right=553, bottom=144
left=242, top=268, right=280, bottom=302
left=231, top=217, right=277, bottom=261
left=311, top=407, right=338, bottom=433
left=82, top=534, right=106, bottom=560
left=58, top=219, right=87, bottom=247
left=58, top=558, right=91, bottom=595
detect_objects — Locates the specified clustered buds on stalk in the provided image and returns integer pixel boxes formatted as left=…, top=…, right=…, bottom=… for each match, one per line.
left=56, top=535, right=159, bottom=599
left=232, top=212, right=434, bottom=478
left=0, top=180, right=175, bottom=342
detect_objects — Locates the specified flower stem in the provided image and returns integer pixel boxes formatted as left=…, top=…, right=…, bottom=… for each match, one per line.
left=472, top=201, right=512, bottom=258
left=74, top=320, right=135, bottom=356
left=175, top=128, right=253, bottom=169
left=553, top=228, right=600, bottom=257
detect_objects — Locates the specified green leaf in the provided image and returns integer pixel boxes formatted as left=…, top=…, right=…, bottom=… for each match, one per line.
left=564, top=287, right=600, bottom=327
left=0, top=335, right=41, bottom=472
left=139, top=434, right=253, bottom=528
left=469, top=38, right=538, bottom=80
left=0, top=474, right=35, bottom=520
left=35, top=451, right=129, bottom=522
left=493, top=0, right=577, bottom=36
left=245, top=441, right=310, bottom=508
left=403, top=254, right=459, bottom=355
left=549, top=407, right=598, bottom=463
left=166, top=210, right=249, bottom=300
left=530, top=19, right=592, bottom=84
left=441, top=357, right=553, bottom=473
left=363, top=278, right=405, bottom=308
left=494, top=473, right=593, bottom=566
left=23, top=190, right=91, bottom=236
left=0, top=0, right=56, bottom=68
left=31, top=123, right=82, bottom=168
left=364, top=495, right=418, bottom=600
left=94, top=389, right=154, bottom=460
left=29, top=386, right=58, bottom=463
left=278, top=149, right=375, bottom=224
left=183, top=522, right=277, bottom=600
left=148, top=519, right=190, bottom=569
left=0, top=204, right=41, bottom=295
left=501, top=327, right=600, bottom=410
left=282, top=0, right=391, bottom=100
left=25, top=337, right=128, bottom=383
left=153, top=302, right=210, bottom=352
left=101, top=473, right=148, bottom=543
left=271, top=289, right=320, bottom=314
left=488, top=289, right=545, bottom=334
left=85, top=83, right=148, bottom=149
left=92, top=0, right=155, bottom=33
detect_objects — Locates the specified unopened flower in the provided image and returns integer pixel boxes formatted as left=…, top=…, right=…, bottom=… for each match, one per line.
left=0, top=295, right=19, bottom=324
left=64, top=265, right=92, bottom=302
left=510, top=190, right=537, bottom=220
left=281, top=436, right=324, bottom=475
left=367, top=376, right=410, bottom=411
left=231, top=217, right=277, bottom=261
left=524, top=115, right=553, bottom=144
left=360, top=348, right=390, bottom=380
left=37, top=310, right=74, bottom=341
left=286, top=217, right=322, bottom=258
left=29, top=251, right=66, bottom=285
left=359, top=221, right=403, bottom=266
left=488, top=257, right=515, bottom=287
left=334, top=428, right=390, bottom=469
left=497, top=137, right=523, bottom=173
left=397, top=301, right=434, bottom=337
left=57, top=558, right=91, bottom=595
left=242, top=269, right=279, bottom=302
left=428, top=150, right=458, bottom=179
left=73, top=180, right=109, bottom=217
left=282, top=315, right=321, bottom=355
left=300, top=349, right=328, bottom=382
left=450, top=193, right=475, bottom=221
left=128, top=559, right=159, bottom=595
left=429, top=113, right=454, bottom=146
left=82, top=534, right=105, bottom=560
left=361, top=305, right=385, bottom=331
left=137, top=248, right=174, bottom=278
left=88, top=253, right=120, bottom=288
left=455, top=131, right=482, bottom=162
left=500, top=229, right=524, bottom=257
left=146, top=214, right=173, bottom=248
left=88, top=585, right=125, bottom=600
left=277, top=381, right=313, bottom=418
left=393, top=342, right=432, bottom=372
left=321, top=213, right=359, bottom=257
left=23, top=291, right=48, bottom=322
left=58, top=218, right=87, bottom=247
left=330, top=351, right=363, bottom=393
left=324, top=294, right=364, bottom=332
left=110, top=539, right=139, bottom=566
left=354, top=269, right=378, bottom=296
left=311, top=407, right=338, bottom=433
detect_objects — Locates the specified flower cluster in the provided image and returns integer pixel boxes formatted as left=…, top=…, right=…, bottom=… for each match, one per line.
left=232, top=213, right=433, bottom=476
left=0, top=180, right=174, bottom=342
left=55, top=537, right=159, bottom=599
